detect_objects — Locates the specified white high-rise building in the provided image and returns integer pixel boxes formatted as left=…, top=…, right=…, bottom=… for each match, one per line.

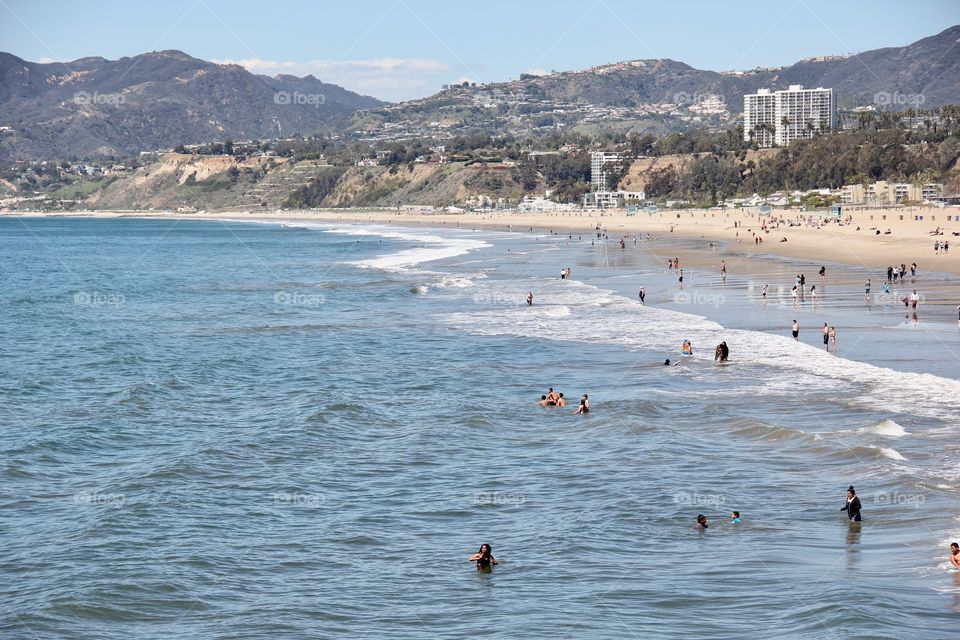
left=743, top=85, right=835, bottom=148
left=590, top=151, right=622, bottom=190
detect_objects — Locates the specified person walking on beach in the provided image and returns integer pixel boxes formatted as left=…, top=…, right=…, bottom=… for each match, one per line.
left=822, top=323, right=829, bottom=349
left=678, top=269, right=684, bottom=286
left=819, top=266, right=825, bottom=281
left=810, top=285, right=817, bottom=305
left=910, top=290, right=919, bottom=310
left=829, top=326, right=837, bottom=354
left=526, top=292, right=533, bottom=306
left=792, top=320, right=800, bottom=341
left=638, top=287, right=645, bottom=305
left=469, top=544, right=497, bottom=569
left=887, top=266, right=893, bottom=282
left=841, top=485, right=862, bottom=522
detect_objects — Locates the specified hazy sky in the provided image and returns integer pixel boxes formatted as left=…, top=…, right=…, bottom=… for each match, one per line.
left=2, top=0, right=958, bottom=101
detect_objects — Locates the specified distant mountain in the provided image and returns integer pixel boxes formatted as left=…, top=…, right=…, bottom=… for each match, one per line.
left=0, top=50, right=384, bottom=161
left=351, top=25, right=960, bottom=141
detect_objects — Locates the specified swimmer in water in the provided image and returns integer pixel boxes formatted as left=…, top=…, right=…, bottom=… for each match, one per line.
left=714, top=341, right=729, bottom=362
left=841, top=485, right=862, bottom=522
left=664, top=358, right=671, bottom=365
left=730, top=511, right=742, bottom=524
left=951, top=542, right=960, bottom=569
left=682, top=340, right=693, bottom=356
left=469, top=543, right=497, bottom=569
left=538, top=395, right=549, bottom=406
left=526, top=292, right=533, bottom=306
left=574, top=394, right=589, bottom=414
left=557, top=393, right=567, bottom=407
left=546, top=387, right=559, bottom=405
left=696, top=514, right=708, bottom=530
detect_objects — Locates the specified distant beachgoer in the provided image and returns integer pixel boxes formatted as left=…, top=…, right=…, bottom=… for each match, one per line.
left=951, top=542, right=960, bottom=569
left=539, top=395, right=549, bottom=406
left=638, top=287, right=646, bottom=305
left=841, top=485, right=862, bottom=522
left=865, top=279, right=871, bottom=299
left=882, top=281, right=890, bottom=295
left=696, top=514, right=708, bottom=530
left=819, top=266, right=825, bottom=280
left=682, top=340, right=693, bottom=356
left=560, top=268, right=566, bottom=280
left=761, top=284, right=768, bottom=301
left=911, top=263, right=917, bottom=278
left=714, top=341, right=729, bottom=362
left=678, top=269, right=684, bottom=285
left=957, top=305, right=960, bottom=328
left=574, top=394, right=590, bottom=415
left=668, top=259, right=673, bottom=270
left=469, top=543, right=497, bottom=569
left=822, top=323, right=829, bottom=349
left=910, top=290, right=919, bottom=309
left=527, top=292, right=533, bottom=306
left=546, top=388, right=560, bottom=405
left=829, top=326, right=837, bottom=353
left=557, top=393, right=567, bottom=407
left=730, top=511, right=742, bottom=524
left=811, top=285, right=817, bottom=302
left=792, top=320, right=800, bottom=340
left=664, top=358, right=671, bottom=366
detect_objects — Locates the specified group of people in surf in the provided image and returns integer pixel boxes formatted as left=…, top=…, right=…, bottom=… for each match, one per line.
left=538, top=387, right=589, bottom=414
left=664, top=340, right=728, bottom=366
left=474, top=487, right=960, bottom=568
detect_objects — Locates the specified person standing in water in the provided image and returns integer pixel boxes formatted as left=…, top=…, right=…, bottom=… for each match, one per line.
left=469, top=543, right=497, bottom=569
left=792, top=320, right=800, bottom=341
left=841, top=485, right=862, bottom=521
left=829, top=326, right=837, bottom=353
left=574, top=394, right=590, bottom=414
left=696, top=514, right=708, bottom=530
left=822, top=323, right=829, bottom=350
left=678, top=269, right=684, bottom=286
left=638, top=287, right=646, bottom=305
left=950, top=542, right=960, bottom=569
left=761, top=284, right=768, bottom=302
left=526, top=292, right=533, bottom=306
left=865, top=278, right=871, bottom=300
left=714, top=341, right=729, bottom=362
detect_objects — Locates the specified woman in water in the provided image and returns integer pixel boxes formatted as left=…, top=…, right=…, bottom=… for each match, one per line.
left=469, top=543, right=497, bottom=569
left=574, top=394, right=590, bottom=414
left=681, top=340, right=693, bottom=356
left=841, top=485, right=862, bottom=521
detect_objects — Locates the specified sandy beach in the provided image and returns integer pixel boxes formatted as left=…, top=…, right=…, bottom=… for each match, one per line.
left=5, top=205, right=960, bottom=275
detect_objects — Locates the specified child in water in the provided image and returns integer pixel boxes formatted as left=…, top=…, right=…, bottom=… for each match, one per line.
left=730, top=511, right=742, bottom=524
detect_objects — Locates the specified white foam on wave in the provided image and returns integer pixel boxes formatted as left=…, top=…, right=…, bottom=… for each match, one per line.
left=442, top=277, right=960, bottom=421
left=878, top=447, right=908, bottom=461
left=323, top=226, right=490, bottom=270
left=851, top=419, right=909, bottom=438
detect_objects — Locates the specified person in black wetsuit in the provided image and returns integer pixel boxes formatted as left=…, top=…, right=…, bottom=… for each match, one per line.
left=469, top=543, right=497, bottom=570
left=841, top=485, right=862, bottom=521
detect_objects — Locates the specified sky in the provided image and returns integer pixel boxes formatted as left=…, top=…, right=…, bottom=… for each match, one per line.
left=1, top=0, right=958, bottom=102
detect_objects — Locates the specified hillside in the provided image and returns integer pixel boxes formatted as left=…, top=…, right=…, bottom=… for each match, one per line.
left=349, top=26, right=960, bottom=143
left=0, top=50, right=384, bottom=162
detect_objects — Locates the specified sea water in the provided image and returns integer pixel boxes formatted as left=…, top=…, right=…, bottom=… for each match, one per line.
left=2, top=217, right=959, bottom=639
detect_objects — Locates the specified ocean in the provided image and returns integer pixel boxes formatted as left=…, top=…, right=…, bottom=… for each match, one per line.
left=2, top=216, right=959, bottom=639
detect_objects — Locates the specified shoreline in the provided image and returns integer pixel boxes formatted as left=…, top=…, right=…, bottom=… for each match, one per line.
left=4, top=205, right=960, bottom=275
